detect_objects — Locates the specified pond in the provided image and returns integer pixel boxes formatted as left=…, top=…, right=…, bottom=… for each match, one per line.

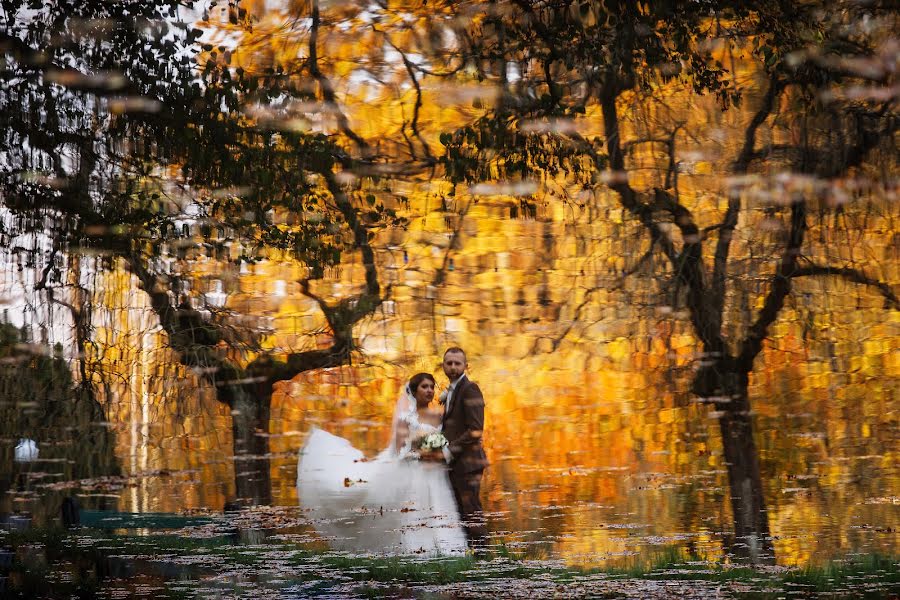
left=0, top=0, right=897, bottom=595
left=2, top=199, right=896, bottom=569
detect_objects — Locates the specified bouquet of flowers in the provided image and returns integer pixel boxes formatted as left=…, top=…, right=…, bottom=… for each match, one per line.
left=417, top=432, right=448, bottom=452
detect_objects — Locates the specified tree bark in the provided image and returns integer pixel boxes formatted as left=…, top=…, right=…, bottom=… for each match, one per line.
left=229, top=384, right=272, bottom=507
left=715, top=373, right=774, bottom=563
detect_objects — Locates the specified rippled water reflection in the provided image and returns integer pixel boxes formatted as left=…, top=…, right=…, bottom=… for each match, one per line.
left=48, top=267, right=893, bottom=569
left=1, top=200, right=896, bottom=570
left=0, top=0, right=897, bottom=574
left=1, top=200, right=897, bottom=569
left=265, top=352, right=898, bottom=567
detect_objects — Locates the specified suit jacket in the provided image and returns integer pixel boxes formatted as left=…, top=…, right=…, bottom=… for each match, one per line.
left=442, top=375, right=488, bottom=474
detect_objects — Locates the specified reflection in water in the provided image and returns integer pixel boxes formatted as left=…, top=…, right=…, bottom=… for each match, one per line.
left=0, top=0, right=896, bottom=574
left=0, top=324, right=119, bottom=523
left=1, top=217, right=895, bottom=566
left=1, top=209, right=895, bottom=567
left=297, top=428, right=466, bottom=555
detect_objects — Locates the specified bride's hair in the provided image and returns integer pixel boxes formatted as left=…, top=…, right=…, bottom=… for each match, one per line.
left=408, top=372, right=436, bottom=396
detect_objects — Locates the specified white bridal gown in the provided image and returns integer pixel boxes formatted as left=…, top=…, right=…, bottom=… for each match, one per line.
left=297, top=392, right=467, bottom=555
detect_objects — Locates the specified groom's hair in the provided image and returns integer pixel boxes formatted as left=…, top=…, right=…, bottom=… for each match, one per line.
left=443, top=346, right=467, bottom=361
left=409, top=372, right=436, bottom=392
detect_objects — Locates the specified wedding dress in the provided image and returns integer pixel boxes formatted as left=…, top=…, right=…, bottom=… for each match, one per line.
left=297, top=387, right=467, bottom=555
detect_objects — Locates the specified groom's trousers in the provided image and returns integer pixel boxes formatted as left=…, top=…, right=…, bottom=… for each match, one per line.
left=450, top=468, right=487, bottom=549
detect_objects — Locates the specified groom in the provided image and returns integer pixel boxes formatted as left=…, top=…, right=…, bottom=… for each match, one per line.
left=437, top=346, right=488, bottom=548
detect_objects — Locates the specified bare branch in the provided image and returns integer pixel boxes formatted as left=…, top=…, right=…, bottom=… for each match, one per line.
left=702, top=224, right=723, bottom=239
left=321, top=172, right=381, bottom=303
left=378, top=30, right=436, bottom=164
left=733, top=76, right=785, bottom=173
left=597, top=83, right=728, bottom=356
left=34, top=246, right=59, bottom=291
left=621, top=127, right=683, bottom=192
left=432, top=200, right=471, bottom=287
left=738, top=200, right=807, bottom=370
left=622, top=137, right=671, bottom=151
left=566, top=131, right=680, bottom=263
left=663, top=126, right=683, bottom=192
left=792, top=264, right=899, bottom=309
left=309, top=0, right=370, bottom=156
left=745, top=111, right=897, bottom=178
left=714, top=76, right=786, bottom=320
left=538, top=239, right=658, bottom=353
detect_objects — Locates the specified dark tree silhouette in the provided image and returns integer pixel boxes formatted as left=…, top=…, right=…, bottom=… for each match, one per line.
left=2, top=0, right=896, bottom=546
left=0, top=0, right=401, bottom=506
left=0, top=323, right=119, bottom=522
left=435, top=0, right=898, bottom=561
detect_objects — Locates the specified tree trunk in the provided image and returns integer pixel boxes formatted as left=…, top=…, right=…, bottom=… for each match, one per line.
left=714, top=372, right=774, bottom=564
left=228, top=385, right=272, bottom=507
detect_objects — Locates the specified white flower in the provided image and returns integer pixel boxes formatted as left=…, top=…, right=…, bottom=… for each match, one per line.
left=418, top=432, right=448, bottom=451
left=439, top=389, right=449, bottom=405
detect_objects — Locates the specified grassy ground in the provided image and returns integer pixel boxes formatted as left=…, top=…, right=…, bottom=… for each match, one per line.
left=0, top=527, right=897, bottom=598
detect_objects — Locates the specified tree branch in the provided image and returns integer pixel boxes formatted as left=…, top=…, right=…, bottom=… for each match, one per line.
left=33, top=246, right=59, bottom=291
left=126, top=251, right=245, bottom=398
left=321, top=172, right=381, bottom=305
left=538, top=239, right=657, bottom=353
left=432, top=200, right=470, bottom=287
left=792, top=264, right=899, bottom=309
left=128, top=248, right=365, bottom=398
left=733, top=76, right=785, bottom=173
left=738, top=200, right=807, bottom=370
left=378, top=30, right=436, bottom=164
left=309, top=0, right=370, bottom=156
left=596, top=80, right=730, bottom=355
left=566, top=131, right=680, bottom=264
left=715, top=76, right=785, bottom=318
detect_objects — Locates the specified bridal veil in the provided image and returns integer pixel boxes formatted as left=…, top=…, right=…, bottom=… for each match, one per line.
left=296, top=383, right=466, bottom=555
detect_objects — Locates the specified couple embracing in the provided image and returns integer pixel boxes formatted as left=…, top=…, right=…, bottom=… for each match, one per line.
left=297, top=347, right=488, bottom=555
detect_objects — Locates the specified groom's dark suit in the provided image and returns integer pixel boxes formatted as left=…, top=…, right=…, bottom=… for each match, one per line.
left=442, top=374, right=488, bottom=547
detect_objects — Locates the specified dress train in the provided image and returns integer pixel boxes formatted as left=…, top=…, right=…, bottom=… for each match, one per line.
left=297, top=427, right=466, bottom=555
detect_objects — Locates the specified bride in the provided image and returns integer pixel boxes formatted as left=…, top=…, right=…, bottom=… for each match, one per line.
left=297, top=373, right=467, bottom=555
